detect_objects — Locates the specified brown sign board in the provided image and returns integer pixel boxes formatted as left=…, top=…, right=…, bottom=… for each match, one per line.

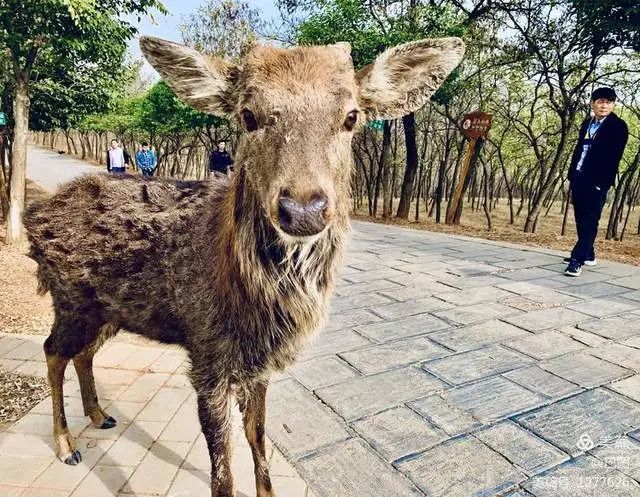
left=461, top=111, right=492, bottom=139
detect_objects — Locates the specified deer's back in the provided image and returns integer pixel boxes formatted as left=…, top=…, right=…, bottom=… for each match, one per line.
left=24, top=174, right=220, bottom=343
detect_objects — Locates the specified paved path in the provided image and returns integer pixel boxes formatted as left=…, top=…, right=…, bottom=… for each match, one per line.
left=27, top=146, right=101, bottom=193
left=5, top=145, right=640, bottom=496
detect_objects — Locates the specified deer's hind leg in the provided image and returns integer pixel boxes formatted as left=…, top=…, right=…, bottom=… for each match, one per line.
left=73, top=325, right=118, bottom=429
left=44, top=313, right=110, bottom=465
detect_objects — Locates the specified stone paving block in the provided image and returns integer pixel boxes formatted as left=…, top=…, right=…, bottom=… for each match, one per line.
left=624, top=335, right=640, bottom=348
left=609, top=375, right=640, bottom=403
left=557, top=281, right=632, bottom=299
left=499, top=295, right=559, bottom=312
left=266, top=379, right=350, bottom=459
left=0, top=456, right=53, bottom=486
left=397, top=435, right=526, bottom=497
left=334, top=279, right=402, bottom=297
left=567, top=297, right=639, bottom=318
left=541, top=353, right=632, bottom=387
left=0, top=336, right=24, bottom=356
left=0, top=433, right=56, bottom=458
left=355, top=313, right=450, bottom=343
left=122, top=440, right=191, bottom=494
left=547, top=271, right=613, bottom=287
left=436, top=286, right=513, bottom=306
left=443, top=376, right=546, bottom=422
left=289, top=356, right=359, bottom=390
left=505, top=331, right=585, bottom=360
left=92, top=368, right=141, bottom=386
left=323, top=308, right=381, bottom=332
left=8, top=413, right=87, bottom=437
left=589, top=343, right=640, bottom=371
left=503, top=307, right=591, bottom=331
left=93, top=343, right=140, bottom=368
left=298, top=439, right=423, bottom=497
left=116, top=373, right=169, bottom=403
left=136, top=386, right=190, bottom=422
left=423, top=345, right=534, bottom=385
left=433, top=302, right=519, bottom=326
left=15, top=488, right=68, bottom=497
left=475, top=421, right=569, bottom=475
left=408, top=394, right=481, bottom=436
left=612, top=275, right=640, bottom=290
left=330, top=292, right=394, bottom=313
left=343, top=268, right=409, bottom=284
left=496, top=281, right=565, bottom=294
left=340, top=336, right=450, bottom=375
left=429, top=320, right=532, bottom=352
left=101, top=420, right=166, bottom=466
left=503, top=366, right=582, bottom=399
left=2, top=340, right=43, bottom=361
left=148, top=349, right=186, bottom=374
left=371, top=297, right=454, bottom=320
left=32, top=438, right=114, bottom=490
left=501, top=267, right=560, bottom=281
left=556, top=325, right=610, bottom=346
left=167, top=468, right=210, bottom=497
left=624, top=290, right=640, bottom=302
left=12, top=360, right=48, bottom=379
left=437, top=274, right=509, bottom=290
left=379, top=281, right=456, bottom=302
left=516, top=388, right=640, bottom=456
left=352, top=406, right=446, bottom=462
left=522, top=455, right=640, bottom=497
left=590, top=436, right=640, bottom=480
left=316, top=367, right=446, bottom=420
left=70, top=464, right=135, bottom=497
left=300, top=329, right=370, bottom=359
left=577, top=315, right=640, bottom=339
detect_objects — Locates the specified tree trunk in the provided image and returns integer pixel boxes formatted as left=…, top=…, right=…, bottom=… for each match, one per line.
left=380, top=121, right=392, bottom=218
left=396, top=113, right=418, bottom=219
left=6, top=77, right=29, bottom=243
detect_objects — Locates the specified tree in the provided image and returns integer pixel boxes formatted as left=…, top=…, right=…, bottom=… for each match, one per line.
left=180, top=0, right=263, bottom=59
left=0, top=0, right=164, bottom=243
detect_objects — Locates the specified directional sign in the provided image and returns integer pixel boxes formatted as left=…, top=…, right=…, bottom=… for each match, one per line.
left=461, top=111, right=492, bottom=139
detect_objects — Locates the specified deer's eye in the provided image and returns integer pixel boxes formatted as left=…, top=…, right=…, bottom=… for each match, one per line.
left=242, top=109, right=258, bottom=132
left=344, top=110, right=358, bottom=131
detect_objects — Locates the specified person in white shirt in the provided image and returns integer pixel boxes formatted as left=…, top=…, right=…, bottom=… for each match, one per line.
left=107, top=139, right=126, bottom=175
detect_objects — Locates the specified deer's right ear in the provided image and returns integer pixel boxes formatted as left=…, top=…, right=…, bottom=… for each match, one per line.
left=140, top=36, right=238, bottom=116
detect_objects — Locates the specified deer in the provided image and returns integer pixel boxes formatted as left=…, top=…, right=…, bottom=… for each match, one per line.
left=24, top=35, right=464, bottom=497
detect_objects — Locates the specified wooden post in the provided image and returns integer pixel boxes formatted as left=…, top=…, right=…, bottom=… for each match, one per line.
left=446, top=138, right=476, bottom=224
left=446, top=111, right=492, bottom=225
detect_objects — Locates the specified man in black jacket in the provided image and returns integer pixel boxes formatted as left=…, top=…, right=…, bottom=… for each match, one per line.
left=565, top=87, right=628, bottom=276
left=208, top=140, right=234, bottom=177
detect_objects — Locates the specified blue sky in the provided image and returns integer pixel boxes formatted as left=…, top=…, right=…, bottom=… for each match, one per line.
left=129, top=0, right=280, bottom=78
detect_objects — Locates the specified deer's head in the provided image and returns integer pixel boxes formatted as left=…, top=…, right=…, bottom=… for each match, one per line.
left=140, top=37, right=464, bottom=241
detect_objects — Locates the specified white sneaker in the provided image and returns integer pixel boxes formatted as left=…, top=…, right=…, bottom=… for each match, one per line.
left=583, top=259, right=597, bottom=266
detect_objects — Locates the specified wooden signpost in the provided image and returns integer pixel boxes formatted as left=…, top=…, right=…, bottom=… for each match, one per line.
left=446, top=111, right=493, bottom=225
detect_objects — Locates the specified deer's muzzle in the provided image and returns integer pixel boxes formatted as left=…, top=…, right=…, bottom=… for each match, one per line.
left=277, top=192, right=329, bottom=237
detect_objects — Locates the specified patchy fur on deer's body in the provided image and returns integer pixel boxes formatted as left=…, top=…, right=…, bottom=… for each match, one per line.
left=24, top=36, right=464, bottom=497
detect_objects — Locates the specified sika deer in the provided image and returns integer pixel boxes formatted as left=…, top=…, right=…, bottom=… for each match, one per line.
left=24, top=36, right=464, bottom=497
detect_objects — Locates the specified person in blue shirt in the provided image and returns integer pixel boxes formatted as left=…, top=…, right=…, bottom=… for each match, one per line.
left=136, top=142, right=157, bottom=177
left=564, top=87, right=629, bottom=277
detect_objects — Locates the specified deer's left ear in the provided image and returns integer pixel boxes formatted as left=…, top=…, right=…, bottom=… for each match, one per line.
left=356, top=38, right=465, bottom=120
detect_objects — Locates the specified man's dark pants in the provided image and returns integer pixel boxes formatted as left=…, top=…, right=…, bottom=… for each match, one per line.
left=570, top=179, right=607, bottom=263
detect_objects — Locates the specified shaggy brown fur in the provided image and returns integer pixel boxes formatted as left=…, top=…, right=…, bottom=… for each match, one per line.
left=24, top=36, right=464, bottom=497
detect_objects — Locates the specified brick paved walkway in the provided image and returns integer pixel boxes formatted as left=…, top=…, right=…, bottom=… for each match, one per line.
left=3, top=145, right=639, bottom=496
left=0, top=333, right=313, bottom=497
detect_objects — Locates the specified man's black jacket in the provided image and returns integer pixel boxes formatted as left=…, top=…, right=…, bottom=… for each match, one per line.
left=568, top=112, right=628, bottom=190
left=209, top=149, right=233, bottom=173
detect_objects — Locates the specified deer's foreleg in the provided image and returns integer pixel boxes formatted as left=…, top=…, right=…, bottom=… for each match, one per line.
left=238, top=379, right=275, bottom=497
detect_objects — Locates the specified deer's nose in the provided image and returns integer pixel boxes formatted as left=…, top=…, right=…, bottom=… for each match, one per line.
left=278, top=191, right=328, bottom=237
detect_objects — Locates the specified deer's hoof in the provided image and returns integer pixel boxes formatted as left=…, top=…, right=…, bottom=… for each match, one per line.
left=99, top=416, right=117, bottom=429
left=63, top=450, right=82, bottom=465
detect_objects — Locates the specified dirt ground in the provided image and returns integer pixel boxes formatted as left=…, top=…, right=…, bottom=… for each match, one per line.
left=353, top=198, right=640, bottom=266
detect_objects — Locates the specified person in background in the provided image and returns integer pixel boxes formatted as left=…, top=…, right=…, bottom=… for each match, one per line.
left=136, top=142, right=157, bottom=177
left=208, top=140, right=234, bottom=177
left=564, top=87, right=629, bottom=277
left=107, top=139, right=126, bottom=175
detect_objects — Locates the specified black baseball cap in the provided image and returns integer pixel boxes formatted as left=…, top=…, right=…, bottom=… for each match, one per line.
left=591, top=87, right=617, bottom=102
